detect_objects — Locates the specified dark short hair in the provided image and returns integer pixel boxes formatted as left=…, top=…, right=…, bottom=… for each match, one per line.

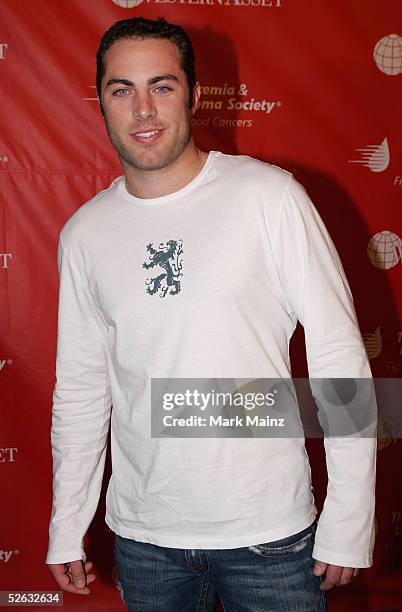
left=96, top=17, right=196, bottom=111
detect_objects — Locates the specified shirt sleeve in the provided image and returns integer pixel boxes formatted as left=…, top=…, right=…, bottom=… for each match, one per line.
left=272, top=176, right=377, bottom=568
left=46, top=239, right=112, bottom=565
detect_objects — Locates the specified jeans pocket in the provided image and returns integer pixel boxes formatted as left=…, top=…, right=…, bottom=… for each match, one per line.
left=248, top=522, right=315, bottom=557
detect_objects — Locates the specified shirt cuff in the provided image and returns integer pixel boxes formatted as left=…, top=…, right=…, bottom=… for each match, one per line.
left=45, top=548, right=87, bottom=565
left=312, top=543, right=373, bottom=568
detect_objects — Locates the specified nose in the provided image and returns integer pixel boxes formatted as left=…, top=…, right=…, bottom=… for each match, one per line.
left=133, top=92, right=156, bottom=121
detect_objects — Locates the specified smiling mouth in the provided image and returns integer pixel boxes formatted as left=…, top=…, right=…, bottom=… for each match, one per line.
left=135, top=130, right=160, bottom=138
left=131, top=129, right=164, bottom=145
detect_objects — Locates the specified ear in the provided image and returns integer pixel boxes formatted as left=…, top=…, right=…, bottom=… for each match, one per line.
left=191, top=82, right=201, bottom=115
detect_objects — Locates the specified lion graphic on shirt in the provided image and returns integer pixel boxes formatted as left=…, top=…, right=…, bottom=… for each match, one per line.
left=143, top=239, right=183, bottom=297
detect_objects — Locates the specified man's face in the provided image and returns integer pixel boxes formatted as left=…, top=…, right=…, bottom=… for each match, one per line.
left=100, top=37, right=199, bottom=172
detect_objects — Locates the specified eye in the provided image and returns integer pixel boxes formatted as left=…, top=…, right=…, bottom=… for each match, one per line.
left=154, top=85, right=172, bottom=94
left=112, top=88, right=130, bottom=96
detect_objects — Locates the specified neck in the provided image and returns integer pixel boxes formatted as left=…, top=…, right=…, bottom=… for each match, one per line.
left=123, top=141, right=207, bottom=199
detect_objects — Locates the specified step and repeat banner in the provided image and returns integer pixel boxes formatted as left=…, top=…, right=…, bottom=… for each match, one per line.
left=1, top=0, right=401, bottom=610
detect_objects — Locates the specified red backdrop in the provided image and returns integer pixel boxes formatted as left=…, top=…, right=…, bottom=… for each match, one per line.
left=1, top=1, right=401, bottom=610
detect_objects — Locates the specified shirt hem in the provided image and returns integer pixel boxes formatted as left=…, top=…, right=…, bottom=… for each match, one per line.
left=105, top=509, right=317, bottom=550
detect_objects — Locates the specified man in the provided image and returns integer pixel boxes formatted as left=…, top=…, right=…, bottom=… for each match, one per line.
left=46, top=17, right=376, bottom=612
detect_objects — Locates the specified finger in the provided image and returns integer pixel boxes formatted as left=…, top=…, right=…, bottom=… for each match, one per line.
left=336, top=568, right=354, bottom=586
left=69, top=561, right=97, bottom=592
left=320, top=565, right=343, bottom=590
left=62, top=583, right=91, bottom=596
left=84, top=573, right=96, bottom=586
left=353, top=568, right=360, bottom=577
left=68, top=560, right=87, bottom=589
left=57, top=571, right=75, bottom=590
left=83, top=564, right=96, bottom=585
left=313, top=561, right=327, bottom=576
left=70, top=572, right=86, bottom=589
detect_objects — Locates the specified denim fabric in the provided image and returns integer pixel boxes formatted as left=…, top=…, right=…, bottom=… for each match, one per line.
left=114, top=520, right=327, bottom=612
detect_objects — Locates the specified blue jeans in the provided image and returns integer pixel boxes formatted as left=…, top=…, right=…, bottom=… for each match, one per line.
left=114, top=520, right=327, bottom=611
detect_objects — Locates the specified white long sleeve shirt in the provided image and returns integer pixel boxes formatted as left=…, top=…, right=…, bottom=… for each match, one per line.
left=46, top=151, right=376, bottom=567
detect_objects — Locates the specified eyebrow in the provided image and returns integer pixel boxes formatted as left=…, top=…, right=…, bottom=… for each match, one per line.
left=105, top=74, right=179, bottom=89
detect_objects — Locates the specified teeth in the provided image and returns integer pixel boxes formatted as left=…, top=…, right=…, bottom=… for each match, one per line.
left=136, top=130, right=158, bottom=138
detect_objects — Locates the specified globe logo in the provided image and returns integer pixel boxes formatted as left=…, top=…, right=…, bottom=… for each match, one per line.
left=373, top=34, right=402, bottom=75
left=112, top=0, right=144, bottom=7
left=367, top=231, right=402, bottom=270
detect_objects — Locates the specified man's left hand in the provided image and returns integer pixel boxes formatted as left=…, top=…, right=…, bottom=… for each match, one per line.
left=313, top=561, right=360, bottom=590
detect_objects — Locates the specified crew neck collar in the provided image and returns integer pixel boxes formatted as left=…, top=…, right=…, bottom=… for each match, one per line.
left=118, top=150, right=218, bottom=206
